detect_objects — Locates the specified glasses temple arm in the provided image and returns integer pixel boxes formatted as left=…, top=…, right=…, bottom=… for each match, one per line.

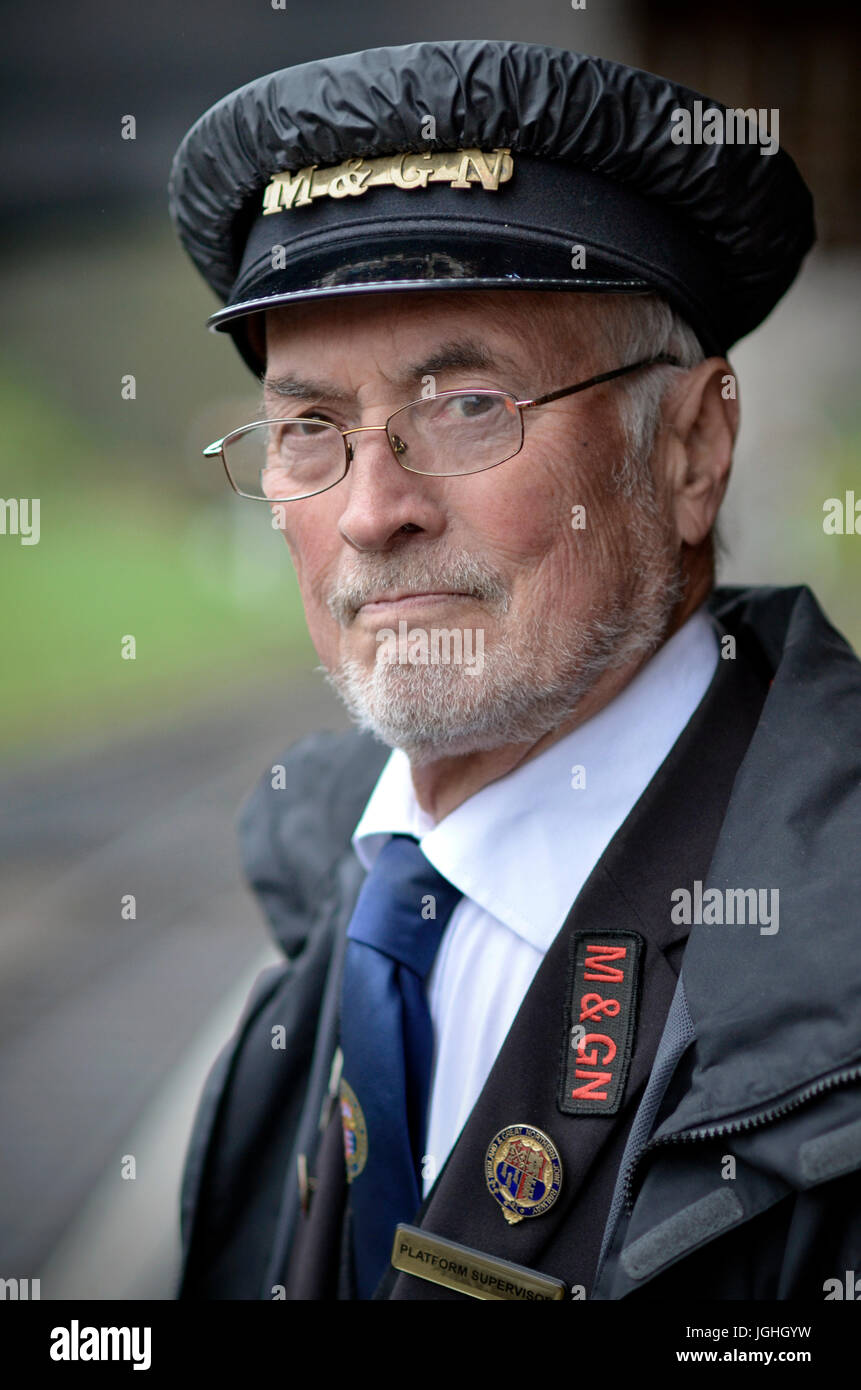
left=519, top=355, right=682, bottom=410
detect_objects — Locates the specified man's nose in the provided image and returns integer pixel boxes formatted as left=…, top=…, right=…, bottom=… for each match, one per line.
left=336, top=424, right=446, bottom=553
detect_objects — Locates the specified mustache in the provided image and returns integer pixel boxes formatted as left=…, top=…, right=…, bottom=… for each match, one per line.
left=326, top=549, right=511, bottom=625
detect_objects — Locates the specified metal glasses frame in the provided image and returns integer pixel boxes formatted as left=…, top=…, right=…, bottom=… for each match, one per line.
left=202, top=354, right=682, bottom=501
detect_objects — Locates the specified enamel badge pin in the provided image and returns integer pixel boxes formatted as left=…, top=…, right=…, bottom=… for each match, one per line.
left=485, top=1125, right=562, bottom=1225
left=339, top=1078, right=368, bottom=1182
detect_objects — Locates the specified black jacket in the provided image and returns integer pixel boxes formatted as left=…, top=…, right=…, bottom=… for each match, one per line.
left=177, top=585, right=861, bottom=1300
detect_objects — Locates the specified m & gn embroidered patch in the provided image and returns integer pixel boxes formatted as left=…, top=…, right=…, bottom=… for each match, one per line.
left=559, top=931, right=643, bottom=1116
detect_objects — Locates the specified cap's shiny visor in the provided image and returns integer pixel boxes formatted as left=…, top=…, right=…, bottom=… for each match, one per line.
left=207, top=276, right=652, bottom=330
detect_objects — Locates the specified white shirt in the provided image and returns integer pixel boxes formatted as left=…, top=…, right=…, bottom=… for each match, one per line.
left=351, top=607, right=719, bottom=1195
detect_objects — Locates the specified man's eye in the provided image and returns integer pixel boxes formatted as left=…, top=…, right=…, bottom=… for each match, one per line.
left=293, top=415, right=336, bottom=433
left=452, top=394, right=496, bottom=418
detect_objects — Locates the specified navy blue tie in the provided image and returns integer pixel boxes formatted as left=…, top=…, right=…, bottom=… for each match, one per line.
left=339, top=834, right=462, bottom=1299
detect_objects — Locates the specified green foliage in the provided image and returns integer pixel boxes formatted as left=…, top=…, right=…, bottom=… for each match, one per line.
left=0, top=377, right=314, bottom=752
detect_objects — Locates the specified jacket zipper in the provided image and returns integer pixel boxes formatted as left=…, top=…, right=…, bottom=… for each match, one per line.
left=623, top=1063, right=861, bottom=1213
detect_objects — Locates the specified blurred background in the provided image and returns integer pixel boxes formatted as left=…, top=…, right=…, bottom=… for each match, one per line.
left=1, top=0, right=859, bottom=1299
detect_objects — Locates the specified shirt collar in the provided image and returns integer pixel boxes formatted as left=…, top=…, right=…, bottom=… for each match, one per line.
left=351, top=606, right=719, bottom=951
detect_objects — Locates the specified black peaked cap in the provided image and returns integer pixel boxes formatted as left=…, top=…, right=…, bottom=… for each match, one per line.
left=168, top=39, right=815, bottom=375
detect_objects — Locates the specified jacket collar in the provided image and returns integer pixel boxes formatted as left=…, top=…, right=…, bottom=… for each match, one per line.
left=658, top=583, right=861, bottom=1133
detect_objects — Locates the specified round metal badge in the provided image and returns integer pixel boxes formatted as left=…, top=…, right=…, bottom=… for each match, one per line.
left=339, top=1078, right=368, bottom=1182
left=485, top=1124, right=563, bottom=1225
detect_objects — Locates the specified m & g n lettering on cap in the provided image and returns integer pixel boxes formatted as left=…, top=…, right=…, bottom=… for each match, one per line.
left=262, top=148, right=515, bottom=213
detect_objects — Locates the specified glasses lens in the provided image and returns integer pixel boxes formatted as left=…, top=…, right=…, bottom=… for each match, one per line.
left=389, top=392, right=522, bottom=475
left=224, top=419, right=346, bottom=500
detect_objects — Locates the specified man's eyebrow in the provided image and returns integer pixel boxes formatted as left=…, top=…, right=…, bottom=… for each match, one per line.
left=399, top=340, right=512, bottom=383
left=261, top=373, right=352, bottom=403
left=259, top=340, right=523, bottom=409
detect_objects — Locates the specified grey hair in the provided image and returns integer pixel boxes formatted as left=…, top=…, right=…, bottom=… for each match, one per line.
left=588, top=294, right=728, bottom=567
left=592, top=295, right=705, bottom=489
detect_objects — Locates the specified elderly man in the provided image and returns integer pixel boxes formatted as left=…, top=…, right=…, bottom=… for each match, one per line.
left=169, top=41, right=861, bottom=1301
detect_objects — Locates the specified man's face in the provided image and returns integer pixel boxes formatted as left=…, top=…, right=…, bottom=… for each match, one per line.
left=262, top=290, right=683, bottom=762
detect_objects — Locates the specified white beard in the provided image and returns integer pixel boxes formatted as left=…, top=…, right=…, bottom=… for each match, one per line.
left=322, top=480, right=685, bottom=766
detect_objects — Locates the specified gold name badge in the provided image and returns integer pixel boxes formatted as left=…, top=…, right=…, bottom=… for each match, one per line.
left=262, top=147, right=514, bottom=214
left=390, top=1224, right=567, bottom=1301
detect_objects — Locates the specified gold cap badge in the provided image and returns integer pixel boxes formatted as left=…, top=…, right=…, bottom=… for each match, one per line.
left=262, top=147, right=514, bottom=214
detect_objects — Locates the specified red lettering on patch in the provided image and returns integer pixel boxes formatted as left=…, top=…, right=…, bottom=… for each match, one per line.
left=583, top=944, right=627, bottom=982
left=559, top=932, right=642, bottom=1116
left=577, top=1033, right=617, bottom=1067
left=571, top=1070, right=613, bottom=1101
left=579, top=993, right=620, bottom=1022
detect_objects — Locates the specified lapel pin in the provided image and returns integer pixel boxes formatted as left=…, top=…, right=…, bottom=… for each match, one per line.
left=339, top=1078, right=368, bottom=1182
left=485, top=1124, right=563, bottom=1225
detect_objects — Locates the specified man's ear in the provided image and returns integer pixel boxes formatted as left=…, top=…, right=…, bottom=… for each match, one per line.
left=660, top=358, right=738, bottom=547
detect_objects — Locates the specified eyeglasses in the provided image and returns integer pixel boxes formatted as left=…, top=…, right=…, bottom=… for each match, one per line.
left=202, top=355, right=681, bottom=502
